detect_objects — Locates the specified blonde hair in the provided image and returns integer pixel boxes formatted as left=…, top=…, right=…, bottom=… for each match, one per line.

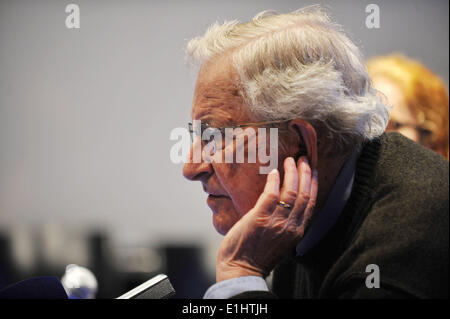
left=368, top=54, right=449, bottom=159
left=186, top=5, right=389, bottom=155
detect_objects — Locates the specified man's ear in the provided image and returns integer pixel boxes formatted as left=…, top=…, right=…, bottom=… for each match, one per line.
left=288, top=119, right=318, bottom=169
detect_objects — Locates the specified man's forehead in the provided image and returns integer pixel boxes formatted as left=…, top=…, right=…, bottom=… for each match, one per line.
left=191, top=58, right=246, bottom=123
left=194, top=58, right=240, bottom=98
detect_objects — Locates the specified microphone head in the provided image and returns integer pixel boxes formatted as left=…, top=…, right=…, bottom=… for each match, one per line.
left=0, top=276, right=68, bottom=299
left=61, top=264, right=98, bottom=299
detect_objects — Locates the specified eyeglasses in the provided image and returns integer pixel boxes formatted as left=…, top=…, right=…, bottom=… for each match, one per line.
left=188, top=119, right=292, bottom=142
left=188, top=119, right=292, bottom=155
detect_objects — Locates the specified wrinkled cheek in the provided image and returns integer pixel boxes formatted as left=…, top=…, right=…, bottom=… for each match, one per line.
left=228, top=165, right=268, bottom=216
left=212, top=142, right=272, bottom=217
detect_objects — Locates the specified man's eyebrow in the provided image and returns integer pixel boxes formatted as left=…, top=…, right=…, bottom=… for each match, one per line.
left=192, top=113, right=213, bottom=124
left=206, top=118, right=237, bottom=128
left=194, top=112, right=232, bottom=128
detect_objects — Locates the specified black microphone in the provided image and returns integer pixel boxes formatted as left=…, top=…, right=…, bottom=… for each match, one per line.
left=0, top=276, right=68, bottom=299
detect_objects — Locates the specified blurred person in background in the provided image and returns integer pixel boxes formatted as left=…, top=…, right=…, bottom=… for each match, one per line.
left=183, top=6, right=449, bottom=299
left=368, top=54, right=449, bottom=160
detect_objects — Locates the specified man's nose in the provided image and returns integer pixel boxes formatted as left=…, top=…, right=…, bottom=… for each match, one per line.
left=182, top=138, right=213, bottom=181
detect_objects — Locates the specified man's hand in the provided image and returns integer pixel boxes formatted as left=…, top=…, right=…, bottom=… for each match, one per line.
left=216, top=156, right=318, bottom=282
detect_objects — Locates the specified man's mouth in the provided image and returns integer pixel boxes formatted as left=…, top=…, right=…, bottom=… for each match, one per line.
left=207, top=194, right=227, bottom=199
left=203, top=184, right=228, bottom=198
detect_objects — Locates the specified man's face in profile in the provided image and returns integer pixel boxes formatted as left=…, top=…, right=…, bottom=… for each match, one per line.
left=182, top=58, right=282, bottom=235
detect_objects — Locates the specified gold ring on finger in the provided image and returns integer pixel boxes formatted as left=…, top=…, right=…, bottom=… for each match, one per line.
left=278, top=201, right=292, bottom=210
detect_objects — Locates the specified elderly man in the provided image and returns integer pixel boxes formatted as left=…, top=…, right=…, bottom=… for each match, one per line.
left=182, top=7, right=449, bottom=298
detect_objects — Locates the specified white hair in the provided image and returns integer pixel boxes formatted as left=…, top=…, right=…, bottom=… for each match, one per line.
left=186, top=5, right=389, bottom=155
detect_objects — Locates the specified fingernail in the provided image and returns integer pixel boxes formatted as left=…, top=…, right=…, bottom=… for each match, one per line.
left=270, top=168, right=278, bottom=175
left=286, top=157, right=295, bottom=166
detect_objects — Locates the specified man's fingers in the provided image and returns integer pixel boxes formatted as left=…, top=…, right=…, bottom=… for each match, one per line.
left=290, top=157, right=313, bottom=221
left=277, top=157, right=298, bottom=215
left=296, top=168, right=318, bottom=227
left=253, top=168, right=280, bottom=214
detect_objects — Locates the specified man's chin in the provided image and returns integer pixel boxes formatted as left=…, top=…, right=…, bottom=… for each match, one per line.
left=207, top=196, right=239, bottom=235
left=212, top=213, right=235, bottom=235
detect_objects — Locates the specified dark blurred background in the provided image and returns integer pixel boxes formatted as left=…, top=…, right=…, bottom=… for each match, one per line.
left=0, top=0, right=448, bottom=298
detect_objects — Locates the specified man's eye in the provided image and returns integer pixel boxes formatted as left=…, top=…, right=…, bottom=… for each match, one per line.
left=200, top=127, right=216, bottom=143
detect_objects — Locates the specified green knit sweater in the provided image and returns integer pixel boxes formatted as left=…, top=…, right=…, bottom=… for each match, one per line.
left=236, top=132, right=449, bottom=299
